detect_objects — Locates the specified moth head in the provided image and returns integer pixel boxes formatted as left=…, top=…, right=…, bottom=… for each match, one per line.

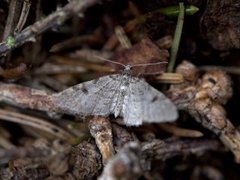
left=122, top=64, right=133, bottom=75
left=125, top=64, right=133, bottom=71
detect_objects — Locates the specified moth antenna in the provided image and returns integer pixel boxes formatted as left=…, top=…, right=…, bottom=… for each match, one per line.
left=132, top=61, right=168, bottom=77
left=131, top=61, right=168, bottom=67
left=93, top=55, right=126, bottom=68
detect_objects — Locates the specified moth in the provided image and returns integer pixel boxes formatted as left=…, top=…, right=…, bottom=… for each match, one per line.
left=52, top=60, right=178, bottom=126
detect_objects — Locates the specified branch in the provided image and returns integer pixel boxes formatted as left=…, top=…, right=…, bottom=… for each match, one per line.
left=0, top=0, right=99, bottom=56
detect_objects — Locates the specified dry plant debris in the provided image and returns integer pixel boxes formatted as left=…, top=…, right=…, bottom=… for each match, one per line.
left=0, top=0, right=240, bottom=179
left=168, top=61, right=240, bottom=162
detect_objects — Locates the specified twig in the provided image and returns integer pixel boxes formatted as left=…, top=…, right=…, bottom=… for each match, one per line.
left=0, top=0, right=99, bottom=56
left=0, top=109, right=74, bottom=140
left=0, top=82, right=54, bottom=112
left=156, top=72, right=183, bottom=84
left=2, top=0, right=22, bottom=40
left=141, top=139, right=223, bottom=161
left=33, top=63, right=86, bottom=75
left=0, top=136, right=15, bottom=149
left=159, top=123, right=203, bottom=137
left=14, top=0, right=31, bottom=34
left=115, top=26, right=132, bottom=48
left=88, top=117, right=115, bottom=165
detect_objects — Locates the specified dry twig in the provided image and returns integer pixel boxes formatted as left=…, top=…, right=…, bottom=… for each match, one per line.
left=0, top=109, right=73, bottom=140
left=0, top=0, right=99, bottom=56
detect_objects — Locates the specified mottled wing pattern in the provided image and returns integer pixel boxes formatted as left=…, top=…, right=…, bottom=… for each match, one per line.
left=52, top=75, right=122, bottom=116
left=122, top=77, right=178, bottom=126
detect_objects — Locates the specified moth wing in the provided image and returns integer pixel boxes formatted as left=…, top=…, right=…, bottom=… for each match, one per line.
left=52, top=75, right=122, bottom=116
left=122, top=78, right=178, bottom=126
left=122, top=79, right=144, bottom=126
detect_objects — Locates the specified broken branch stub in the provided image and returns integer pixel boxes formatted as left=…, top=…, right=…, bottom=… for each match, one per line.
left=87, top=117, right=115, bottom=165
